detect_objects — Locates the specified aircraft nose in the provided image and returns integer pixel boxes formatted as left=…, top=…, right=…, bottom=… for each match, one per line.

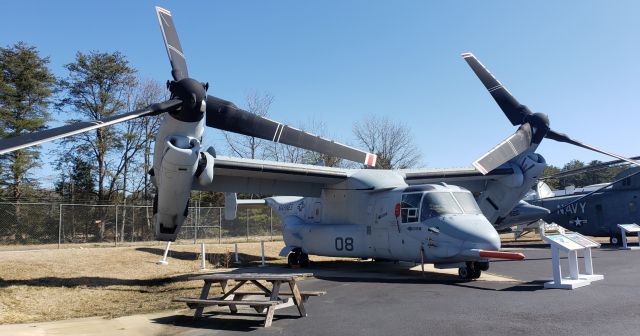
left=465, top=221, right=501, bottom=251
left=443, top=215, right=501, bottom=251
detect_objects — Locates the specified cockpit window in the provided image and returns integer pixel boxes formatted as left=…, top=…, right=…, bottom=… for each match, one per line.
left=420, top=192, right=463, bottom=221
left=401, top=193, right=422, bottom=223
left=453, top=192, right=482, bottom=215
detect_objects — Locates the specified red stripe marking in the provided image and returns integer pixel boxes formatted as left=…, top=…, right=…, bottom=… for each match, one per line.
left=365, top=153, right=376, bottom=167
left=479, top=250, right=525, bottom=260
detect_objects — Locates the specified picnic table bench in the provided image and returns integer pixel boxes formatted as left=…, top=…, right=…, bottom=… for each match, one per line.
left=174, top=272, right=324, bottom=327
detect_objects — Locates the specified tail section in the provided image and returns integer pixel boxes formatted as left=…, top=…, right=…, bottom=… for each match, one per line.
left=265, top=196, right=306, bottom=218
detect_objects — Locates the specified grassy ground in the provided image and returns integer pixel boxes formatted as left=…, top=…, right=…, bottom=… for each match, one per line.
left=0, top=241, right=292, bottom=324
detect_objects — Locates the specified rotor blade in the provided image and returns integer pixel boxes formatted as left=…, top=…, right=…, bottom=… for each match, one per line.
left=473, top=123, right=532, bottom=175
left=0, top=100, right=181, bottom=155
left=206, top=95, right=378, bottom=167
left=462, top=52, right=532, bottom=126
left=546, top=129, right=640, bottom=168
left=155, top=6, right=188, bottom=81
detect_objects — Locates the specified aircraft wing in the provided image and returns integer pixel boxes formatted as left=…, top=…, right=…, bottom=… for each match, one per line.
left=200, top=156, right=518, bottom=196
left=197, top=156, right=350, bottom=197
left=400, top=166, right=515, bottom=193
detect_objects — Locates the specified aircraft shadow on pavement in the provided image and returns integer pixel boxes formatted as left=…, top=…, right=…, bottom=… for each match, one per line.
left=450, top=280, right=547, bottom=292
left=306, top=260, right=525, bottom=287
left=152, top=310, right=301, bottom=332
left=305, top=259, right=556, bottom=292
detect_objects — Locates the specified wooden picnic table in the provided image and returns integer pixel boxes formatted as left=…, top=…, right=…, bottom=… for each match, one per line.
left=174, top=272, right=324, bottom=327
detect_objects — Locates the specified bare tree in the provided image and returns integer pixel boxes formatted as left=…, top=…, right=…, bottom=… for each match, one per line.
left=118, top=79, right=165, bottom=241
left=222, top=90, right=274, bottom=159
left=58, top=51, right=137, bottom=203
left=353, top=115, right=422, bottom=169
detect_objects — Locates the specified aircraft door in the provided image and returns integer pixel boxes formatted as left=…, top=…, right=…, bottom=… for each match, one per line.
left=371, top=197, right=392, bottom=257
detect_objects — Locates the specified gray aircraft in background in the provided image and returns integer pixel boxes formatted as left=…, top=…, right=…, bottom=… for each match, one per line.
left=526, top=165, right=640, bottom=245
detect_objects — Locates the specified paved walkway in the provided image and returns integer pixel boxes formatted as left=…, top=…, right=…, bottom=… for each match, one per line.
left=0, top=310, right=193, bottom=336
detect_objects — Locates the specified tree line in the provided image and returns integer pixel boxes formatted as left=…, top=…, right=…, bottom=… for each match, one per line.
left=0, top=42, right=423, bottom=206
left=542, top=159, right=627, bottom=190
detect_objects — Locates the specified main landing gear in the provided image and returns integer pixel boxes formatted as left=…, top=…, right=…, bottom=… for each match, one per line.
left=458, top=261, right=489, bottom=280
left=610, top=235, right=622, bottom=246
left=287, top=248, right=309, bottom=268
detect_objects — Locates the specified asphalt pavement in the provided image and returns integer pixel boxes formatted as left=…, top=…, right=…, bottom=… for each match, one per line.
left=155, top=245, right=640, bottom=336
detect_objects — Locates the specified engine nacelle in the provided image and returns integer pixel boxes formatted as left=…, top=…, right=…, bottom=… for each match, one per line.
left=477, top=153, right=546, bottom=229
left=155, top=135, right=200, bottom=241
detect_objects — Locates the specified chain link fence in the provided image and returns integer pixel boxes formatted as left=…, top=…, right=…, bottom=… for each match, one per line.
left=0, top=202, right=282, bottom=247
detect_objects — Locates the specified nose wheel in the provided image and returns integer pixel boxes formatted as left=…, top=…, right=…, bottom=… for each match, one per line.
left=458, top=261, right=488, bottom=280
left=287, top=248, right=309, bottom=268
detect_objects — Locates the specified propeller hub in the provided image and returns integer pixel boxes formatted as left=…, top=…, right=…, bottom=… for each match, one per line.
left=168, top=78, right=207, bottom=123
left=525, top=112, right=550, bottom=144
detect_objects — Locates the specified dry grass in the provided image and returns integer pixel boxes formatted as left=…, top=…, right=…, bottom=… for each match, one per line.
left=0, top=241, right=292, bottom=324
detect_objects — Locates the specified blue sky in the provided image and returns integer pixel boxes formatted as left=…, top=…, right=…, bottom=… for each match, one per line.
left=2, top=1, right=640, bottom=184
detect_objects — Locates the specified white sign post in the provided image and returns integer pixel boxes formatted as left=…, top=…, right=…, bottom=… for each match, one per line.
left=542, top=233, right=598, bottom=289
left=564, top=233, right=603, bottom=282
left=617, top=224, right=640, bottom=250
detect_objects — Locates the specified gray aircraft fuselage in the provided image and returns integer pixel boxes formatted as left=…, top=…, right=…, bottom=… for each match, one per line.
left=266, top=171, right=503, bottom=266
left=530, top=168, right=640, bottom=240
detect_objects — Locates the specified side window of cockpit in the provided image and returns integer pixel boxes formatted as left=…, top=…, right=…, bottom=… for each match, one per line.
left=401, top=193, right=421, bottom=223
left=453, top=192, right=482, bottom=215
left=420, top=192, right=463, bottom=221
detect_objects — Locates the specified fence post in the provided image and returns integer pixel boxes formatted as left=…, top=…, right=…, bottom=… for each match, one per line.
left=270, top=208, right=273, bottom=241
left=246, top=208, right=249, bottom=242
left=259, top=240, right=266, bottom=267
left=218, top=207, right=222, bottom=244
left=193, top=201, right=198, bottom=244
left=58, top=204, right=62, bottom=249
left=200, top=243, right=206, bottom=270
left=114, top=205, right=118, bottom=247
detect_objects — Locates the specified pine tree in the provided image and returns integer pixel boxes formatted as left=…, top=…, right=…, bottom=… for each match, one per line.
left=0, top=42, right=57, bottom=200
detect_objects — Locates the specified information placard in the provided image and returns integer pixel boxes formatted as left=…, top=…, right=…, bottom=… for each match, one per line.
left=543, top=234, right=584, bottom=251
left=618, top=224, right=640, bottom=233
left=564, top=233, right=600, bottom=248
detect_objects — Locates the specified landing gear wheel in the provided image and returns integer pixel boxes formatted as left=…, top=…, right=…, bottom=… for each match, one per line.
left=300, top=253, right=310, bottom=268
left=458, top=267, right=470, bottom=280
left=610, top=235, right=621, bottom=245
left=287, top=252, right=301, bottom=268
left=458, top=262, right=482, bottom=280
left=288, top=249, right=309, bottom=268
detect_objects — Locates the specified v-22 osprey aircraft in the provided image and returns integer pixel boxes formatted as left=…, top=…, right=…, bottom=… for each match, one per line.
left=1, top=7, right=635, bottom=280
